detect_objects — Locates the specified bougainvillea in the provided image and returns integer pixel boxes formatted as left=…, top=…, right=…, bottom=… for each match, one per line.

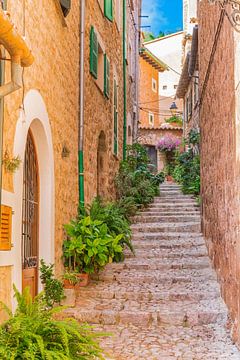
left=156, top=135, right=181, bottom=152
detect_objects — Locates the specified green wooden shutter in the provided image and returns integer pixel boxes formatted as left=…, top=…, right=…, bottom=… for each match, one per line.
left=104, top=55, right=110, bottom=99
left=113, top=79, right=118, bottom=155
left=59, top=0, right=71, bottom=17
left=90, top=27, right=98, bottom=79
left=104, top=0, right=113, bottom=21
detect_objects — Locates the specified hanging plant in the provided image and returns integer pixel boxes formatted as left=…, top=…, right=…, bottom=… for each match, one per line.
left=2, top=149, right=21, bottom=173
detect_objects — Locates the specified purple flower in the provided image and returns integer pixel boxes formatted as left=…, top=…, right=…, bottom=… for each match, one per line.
left=156, top=135, right=181, bottom=152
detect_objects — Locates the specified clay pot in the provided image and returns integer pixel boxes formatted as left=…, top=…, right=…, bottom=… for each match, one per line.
left=166, top=175, right=173, bottom=182
left=75, top=273, right=90, bottom=288
left=63, top=279, right=75, bottom=289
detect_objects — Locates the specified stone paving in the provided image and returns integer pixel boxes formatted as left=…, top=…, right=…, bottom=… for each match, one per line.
left=66, top=183, right=240, bottom=359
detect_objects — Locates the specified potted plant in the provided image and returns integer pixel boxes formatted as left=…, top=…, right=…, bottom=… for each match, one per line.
left=63, top=270, right=83, bottom=289
left=63, top=216, right=124, bottom=286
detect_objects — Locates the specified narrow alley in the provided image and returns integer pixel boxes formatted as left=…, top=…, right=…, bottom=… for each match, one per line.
left=67, top=183, right=239, bottom=360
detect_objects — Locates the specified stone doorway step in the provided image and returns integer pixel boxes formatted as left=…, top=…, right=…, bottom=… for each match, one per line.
left=66, top=183, right=240, bottom=360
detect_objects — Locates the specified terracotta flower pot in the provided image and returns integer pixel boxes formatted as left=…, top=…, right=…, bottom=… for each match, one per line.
left=166, top=175, right=173, bottom=182
left=63, top=279, right=75, bottom=289
left=75, top=273, right=90, bottom=288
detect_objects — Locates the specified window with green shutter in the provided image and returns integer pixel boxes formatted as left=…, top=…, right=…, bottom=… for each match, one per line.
left=90, top=27, right=98, bottom=79
left=113, top=79, right=118, bottom=155
left=104, top=55, right=110, bottom=99
left=104, top=0, right=113, bottom=21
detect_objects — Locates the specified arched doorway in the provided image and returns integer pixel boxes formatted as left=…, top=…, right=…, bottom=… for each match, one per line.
left=22, top=130, right=39, bottom=298
left=97, top=131, right=107, bottom=198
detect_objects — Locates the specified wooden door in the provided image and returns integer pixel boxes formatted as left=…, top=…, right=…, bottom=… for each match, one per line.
left=22, top=131, right=39, bottom=298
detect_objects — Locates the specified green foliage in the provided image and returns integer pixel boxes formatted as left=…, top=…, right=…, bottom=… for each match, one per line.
left=173, top=149, right=200, bottom=195
left=165, top=115, right=183, bottom=126
left=40, top=260, right=65, bottom=308
left=63, top=216, right=124, bottom=274
left=188, top=129, right=200, bottom=146
left=0, top=286, right=105, bottom=359
left=63, top=271, right=81, bottom=286
left=115, top=144, right=163, bottom=209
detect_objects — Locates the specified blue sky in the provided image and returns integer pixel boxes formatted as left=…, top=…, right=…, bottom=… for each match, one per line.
left=141, top=0, right=183, bottom=36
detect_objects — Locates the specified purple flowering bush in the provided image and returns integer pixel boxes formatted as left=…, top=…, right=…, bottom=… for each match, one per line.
left=156, top=135, right=181, bottom=152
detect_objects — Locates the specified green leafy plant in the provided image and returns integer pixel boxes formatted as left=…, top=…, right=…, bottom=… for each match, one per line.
left=0, top=285, right=106, bottom=359
left=63, top=270, right=81, bottom=286
left=165, top=115, right=183, bottom=126
left=188, top=128, right=200, bottom=146
left=40, top=260, right=65, bottom=308
left=63, top=216, right=124, bottom=274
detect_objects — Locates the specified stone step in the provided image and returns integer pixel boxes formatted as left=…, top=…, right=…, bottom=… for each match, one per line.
left=133, top=215, right=200, bottom=223
left=108, top=257, right=211, bottom=271
left=76, top=285, right=220, bottom=303
left=159, top=194, right=193, bottom=199
left=131, top=222, right=201, bottom=233
left=131, top=232, right=204, bottom=241
left=140, top=211, right=200, bottom=216
left=133, top=237, right=205, bottom=249
left=148, top=203, right=199, bottom=209
left=95, top=267, right=217, bottom=284
left=67, top=297, right=226, bottom=327
left=154, top=198, right=196, bottom=204
left=125, top=247, right=208, bottom=259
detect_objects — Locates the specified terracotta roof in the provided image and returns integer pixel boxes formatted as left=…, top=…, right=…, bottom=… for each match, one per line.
left=139, top=47, right=168, bottom=72
left=139, top=124, right=182, bottom=131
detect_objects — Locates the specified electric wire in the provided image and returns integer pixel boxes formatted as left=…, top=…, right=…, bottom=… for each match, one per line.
left=199, top=4, right=225, bottom=107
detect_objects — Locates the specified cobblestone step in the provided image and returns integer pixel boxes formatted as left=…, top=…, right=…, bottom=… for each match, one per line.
left=67, top=297, right=226, bottom=327
left=94, top=324, right=240, bottom=360
left=133, top=236, right=205, bottom=249
left=133, top=215, right=200, bottom=223
left=66, top=182, right=239, bottom=358
left=131, top=232, right=204, bottom=241
left=131, top=222, right=201, bottom=233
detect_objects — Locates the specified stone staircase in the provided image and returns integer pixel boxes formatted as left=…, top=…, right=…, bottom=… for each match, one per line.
left=66, top=183, right=240, bottom=359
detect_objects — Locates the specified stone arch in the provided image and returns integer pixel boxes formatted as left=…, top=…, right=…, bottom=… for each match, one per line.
left=97, top=130, right=108, bottom=199
left=10, top=90, right=55, bottom=294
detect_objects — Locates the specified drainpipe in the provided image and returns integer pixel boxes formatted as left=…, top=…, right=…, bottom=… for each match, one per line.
left=123, top=0, right=127, bottom=160
left=79, top=0, right=85, bottom=206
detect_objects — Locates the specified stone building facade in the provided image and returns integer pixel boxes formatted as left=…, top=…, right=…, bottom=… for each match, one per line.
left=0, top=0, right=80, bottom=315
left=138, top=46, right=182, bottom=172
left=198, top=0, right=240, bottom=347
left=83, top=0, right=141, bottom=204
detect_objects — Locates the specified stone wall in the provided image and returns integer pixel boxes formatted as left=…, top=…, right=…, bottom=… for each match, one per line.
left=83, top=1, right=124, bottom=204
left=198, top=0, right=240, bottom=345
left=2, top=1, right=80, bottom=275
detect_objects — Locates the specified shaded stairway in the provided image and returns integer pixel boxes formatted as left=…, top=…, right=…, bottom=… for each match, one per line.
left=66, top=183, right=239, bottom=359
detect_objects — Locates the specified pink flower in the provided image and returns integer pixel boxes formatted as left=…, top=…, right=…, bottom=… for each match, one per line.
left=156, top=135, right=181, bottom=152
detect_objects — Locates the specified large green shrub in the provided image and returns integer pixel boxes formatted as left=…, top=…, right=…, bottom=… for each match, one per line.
left=63, top=216, right=124, bottom=273
left=0, top=286, right=105, bottom=359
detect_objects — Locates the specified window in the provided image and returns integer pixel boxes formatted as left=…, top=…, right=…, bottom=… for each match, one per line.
left=163, top=85, right=167, bottom=90
left=104, top=55, right=110, bottom=98
left=104, top=0, right=113, bottom=21
left=59, top=0, right=71, bottom=17
left=113, top=78, right=118, bottom=155
left=149, top=112, right=154, bottom=126
left=90, top=27, right=106, bottom=93
left=188, top=89, right=193, bottom=117
left=152, top=78, right=157, bottom=92
left=185, top=97, right=189, bottom=122
left=90, top=27, right=98, bottom=79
